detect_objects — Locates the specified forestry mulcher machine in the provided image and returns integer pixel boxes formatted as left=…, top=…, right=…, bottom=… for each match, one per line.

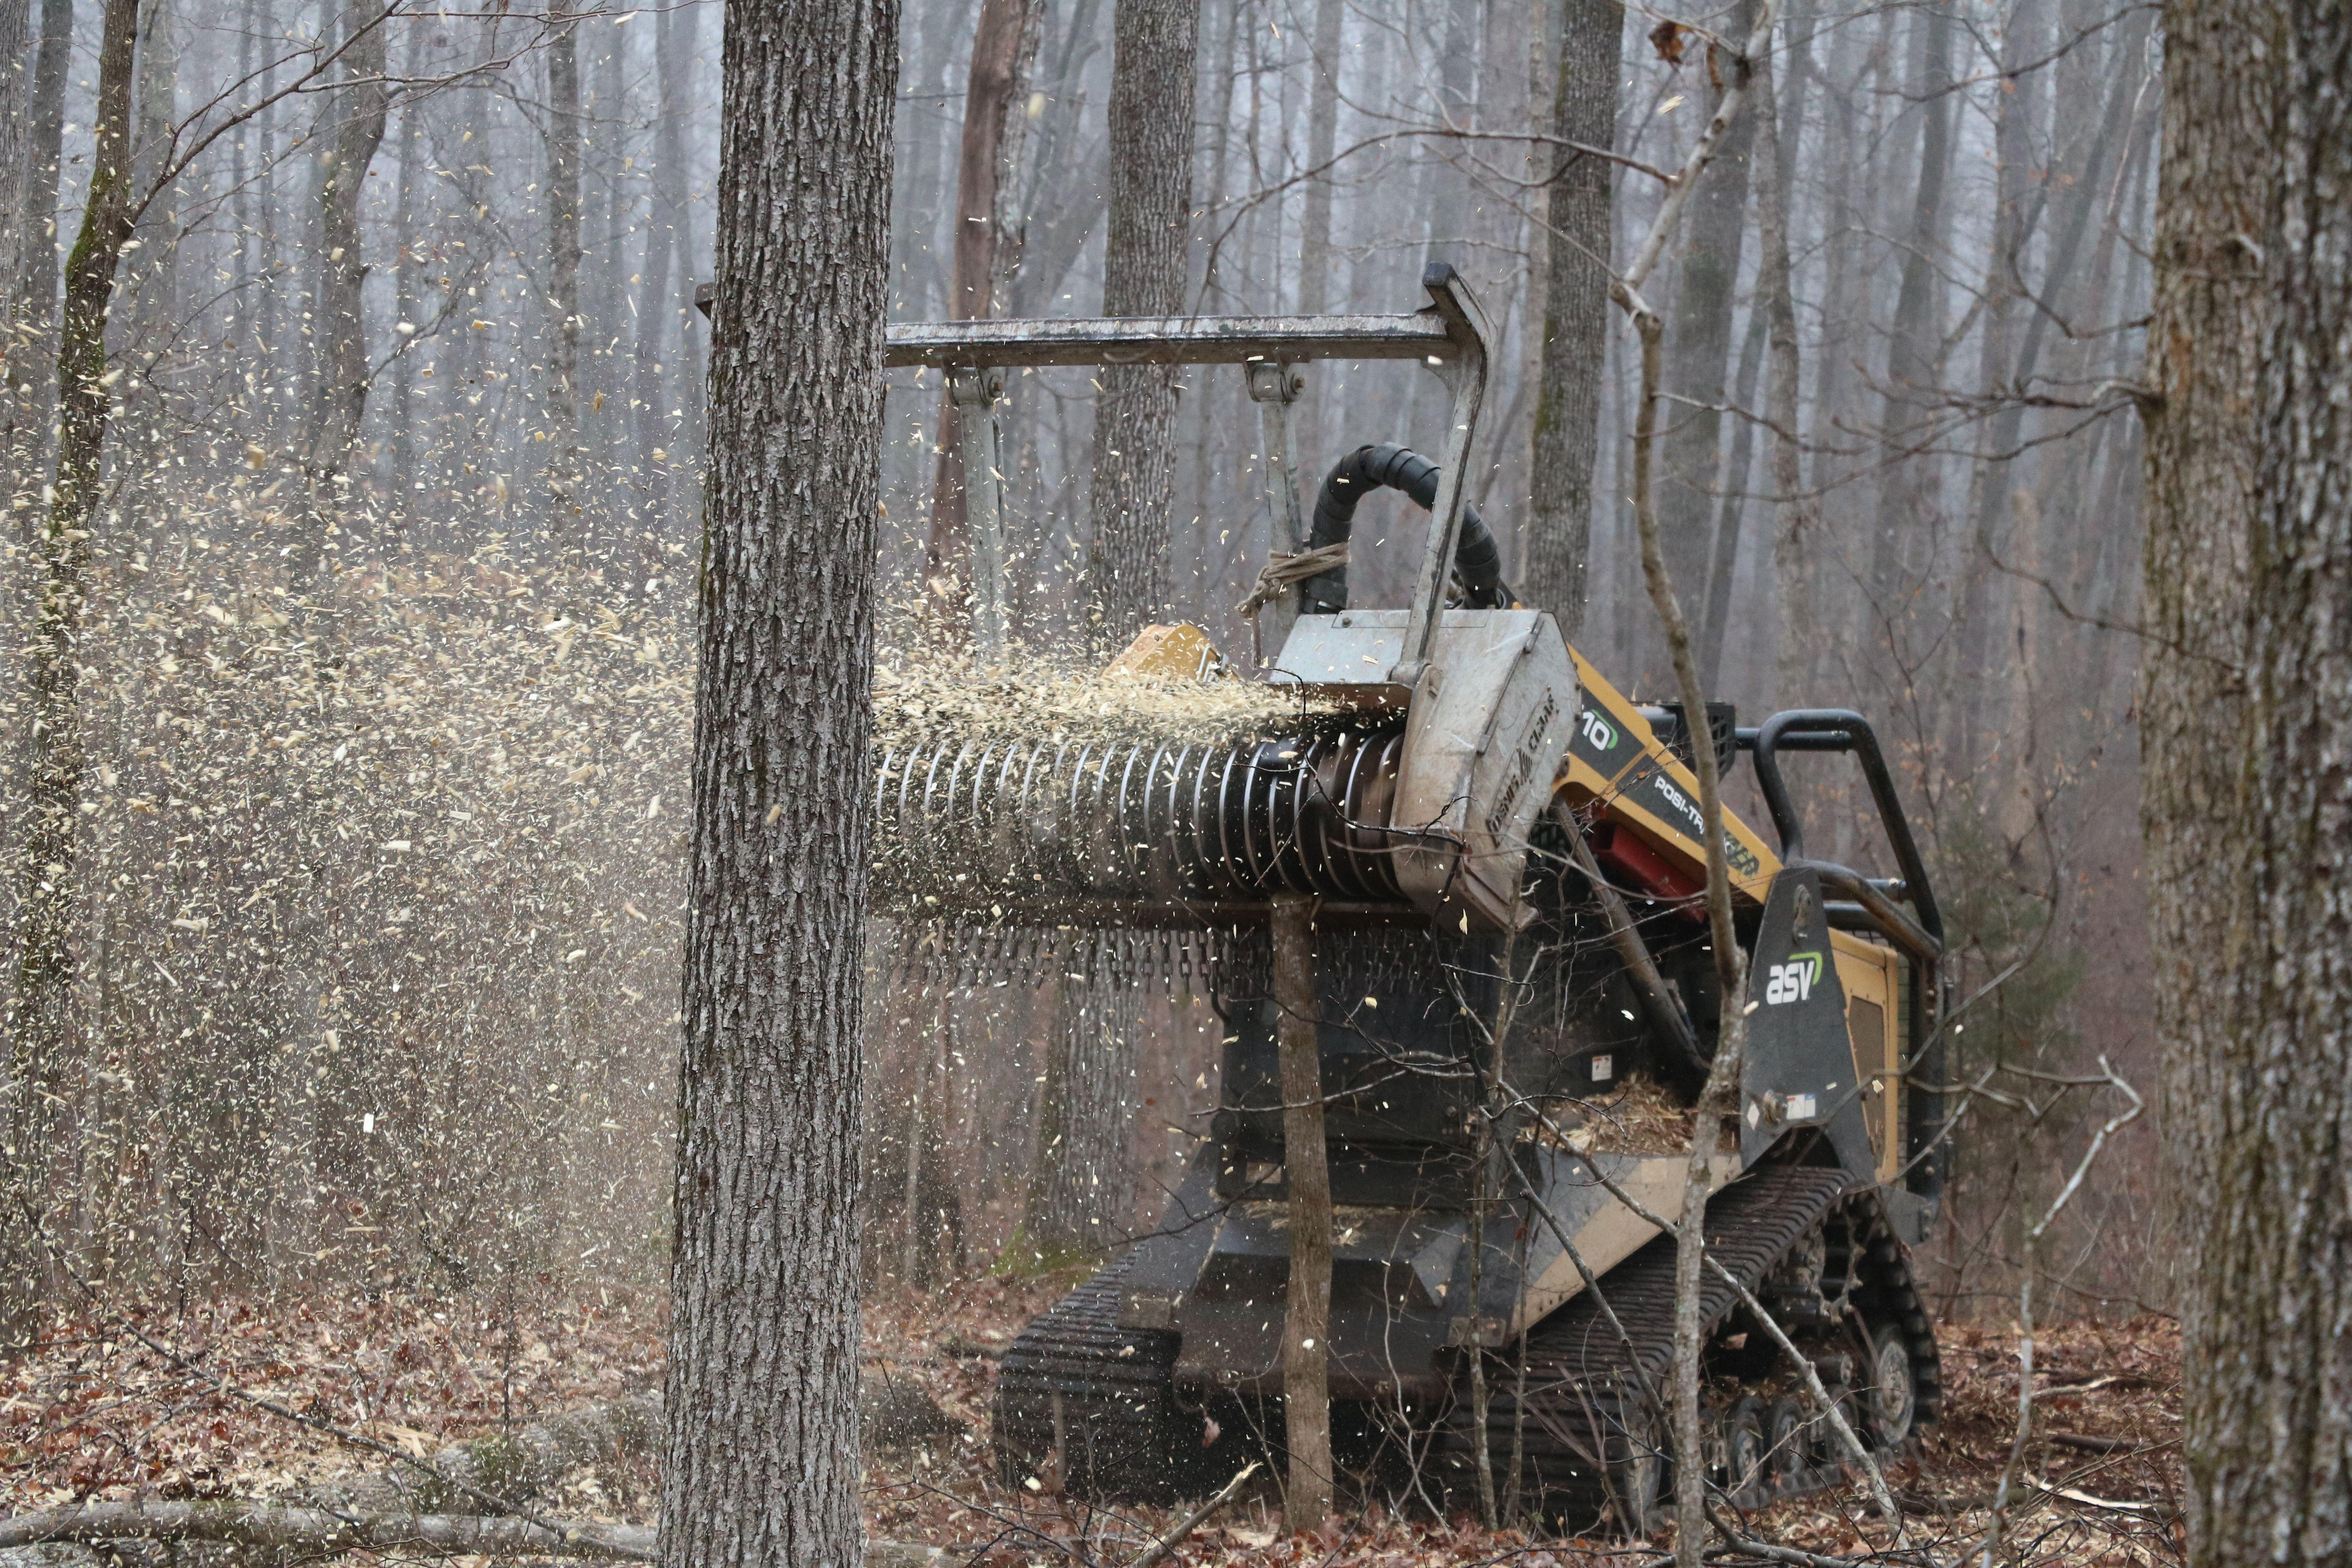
left=874, top=266, right=1948, bottom=1531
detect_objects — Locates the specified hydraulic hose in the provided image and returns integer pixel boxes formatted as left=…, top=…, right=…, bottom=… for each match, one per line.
left=1297, top=443, right=1517, bottom=614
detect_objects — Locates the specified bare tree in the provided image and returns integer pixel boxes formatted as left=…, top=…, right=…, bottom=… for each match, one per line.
left=301, top=0, right=390, bottom=555
left=631, top=0, right=692, bottom=487
left=2, top=0, right=140, bottom=1338
left=544, top=7, right=584, bottom=523
left=1519, top=0, right=1620, bottom=635
left=921, top=0, right=1044, bottom=602
left=3, top=0, right=67, bottom=468
left=1083, top=0, right=1200, bottom=643
left=655, top=0, right=897, bottom=1557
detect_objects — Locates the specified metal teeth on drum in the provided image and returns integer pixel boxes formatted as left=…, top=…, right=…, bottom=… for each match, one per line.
left=871, top=722, right=1408, bottom=917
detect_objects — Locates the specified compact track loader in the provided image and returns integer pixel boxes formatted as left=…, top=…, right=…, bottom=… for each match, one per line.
left=871, top=266, right=1949, bottom=1531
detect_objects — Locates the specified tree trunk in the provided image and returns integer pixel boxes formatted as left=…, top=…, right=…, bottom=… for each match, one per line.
left=1005, top=0, right=1107, bottom=320
left=1653, top=1, right=1758, bottom=633
left=1941, top=0, right=2049, bottom=759
left=300, top=0, right=389, bottom=565
left=1697, top=301, right=1766, bottom=686
left=0, top=0, right=138, bottom=1341
left=388, top=18, right=424, bottom=505
left=126, top=0, right=175, bottom=355
left=544, top=12, right=584, bottom=524
left=631, top=0, right=691, bottom=490
left=657, top=0, right=896, bottom=1556
left=0, top=0, right=33, bottom=443
left=1750, top=40, right=1812, bottom=708
left=5, top=0, right=68, bottom=468
left=1519, top=0, right=1619, bottom=636
left=922, top=0, right=1044, bottom=599
left=2137, top=0, right=2273, bottom=1557
left=1295, top=0, right=1341, bottom=320
left=1865, top=0, right=1953, bottom=599
left=2174, top=2, right=2352, bottom=1560
left=1021, top=963, right=1142, bottom=1257
left=1083, top=0, right=1200, bottom=646
left=1272, top=894, right=1331, bottom=1532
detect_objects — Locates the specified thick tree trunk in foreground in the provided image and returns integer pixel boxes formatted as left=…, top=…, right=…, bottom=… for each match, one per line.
left=0, top=0, right=137, bottom=1342
left=657, top=0, right=897, bottom=1555
left=2179, top=2, right=2352, bottom=1558
left=2135, top=0, right=2273, bottom=1559
left=1083, top=0, right=1200, bottom=645
left=922, top=0, right=1043, bottom=598
left=1520, top=0, right=1618, bottom=635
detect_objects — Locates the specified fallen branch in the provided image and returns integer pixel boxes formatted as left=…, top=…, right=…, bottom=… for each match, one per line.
left=0, top=1500, right=654, bottom=1561
left=306, top=1391, right=663, bottom=1514
left=1125, top=1462, right=1259, bottom=1568
left=0, top=1503, right=987, bottom=1568
left=2043, top=1431, right=2136, bottom=1454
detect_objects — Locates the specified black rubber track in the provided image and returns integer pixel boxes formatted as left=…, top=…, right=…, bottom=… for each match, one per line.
left=991, top=1168, right=1940, bottom=1519
left=991, top=1254, right=1242, bottom=1504
left=1433, top=1166, right=1939, bottom=1530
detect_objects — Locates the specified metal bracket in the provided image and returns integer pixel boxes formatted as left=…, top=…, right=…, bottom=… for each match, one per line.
left=1392, top=263, right=1492, bottom=689
left=948, top=365, right=1009, bottom=659
left=1244, top=360, right=1307, bottom=661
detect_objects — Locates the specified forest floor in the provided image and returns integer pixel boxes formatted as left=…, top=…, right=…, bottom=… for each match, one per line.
left=1, top=1274, right=2183, bottom=1566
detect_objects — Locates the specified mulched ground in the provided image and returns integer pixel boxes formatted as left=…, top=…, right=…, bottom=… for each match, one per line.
left=0, top=1274, right=2184, bottom=1565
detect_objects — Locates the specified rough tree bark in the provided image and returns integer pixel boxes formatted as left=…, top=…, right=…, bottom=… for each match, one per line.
left=301, top=0, right=389, bottom=557
left=1519, top=0, right=1619, bottom=635
left=0, top=0, right=138, bottom=1341
left=2164, top=0, right=2352, bottom=1559
left=655, top=0, right=897, bottom=1556
left=921, top=0, right=1044, bottom=601
left=2135, top=0, right=2272, bottom=1554
left=1083, top=0, right=1200, bottom=645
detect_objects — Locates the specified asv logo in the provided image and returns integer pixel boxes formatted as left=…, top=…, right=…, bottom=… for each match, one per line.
left=1578, top=710, right=1617, bottom=751
left=1765, top=951, right=1822, bottom=1005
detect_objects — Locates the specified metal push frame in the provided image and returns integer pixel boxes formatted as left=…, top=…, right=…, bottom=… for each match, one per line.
left=882, top=262, right=1492, bottom=684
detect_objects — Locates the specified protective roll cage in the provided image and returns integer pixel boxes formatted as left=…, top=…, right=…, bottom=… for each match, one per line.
left=1741, top=710, right=1949, bottom=1204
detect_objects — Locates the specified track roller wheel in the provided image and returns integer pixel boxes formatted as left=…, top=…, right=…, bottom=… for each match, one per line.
left=1864, top=1327, right=1916, bottom=1450
left=1723, top=1395, right=1769, bottom=1507
left=1764, top=1399, right=1808, bottom=1496
left=1599, top=1402, right=1665, bottom=1537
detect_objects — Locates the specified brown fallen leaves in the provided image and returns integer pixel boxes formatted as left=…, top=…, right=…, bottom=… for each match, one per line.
left=2, top=1277, right=2184, bottom=1566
